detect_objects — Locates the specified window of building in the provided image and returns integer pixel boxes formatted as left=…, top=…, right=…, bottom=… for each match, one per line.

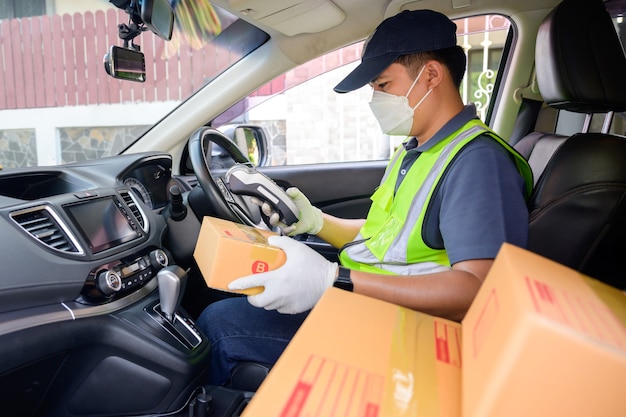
left=0, top=1, right=45, bottom=19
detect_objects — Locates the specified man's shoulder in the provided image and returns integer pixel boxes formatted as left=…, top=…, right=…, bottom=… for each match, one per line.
left=455, top=132, right=517, bottom=162
left=463, top=132, right=509, bottom=151
left=446, top=133, right=521, bottom=177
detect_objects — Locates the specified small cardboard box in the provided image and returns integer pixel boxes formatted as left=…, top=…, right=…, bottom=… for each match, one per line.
left=462, top=243, right=626, bottom=417
left=193, top=216, right=285, bottom=295
left=242, top=288, right=461, bottom=417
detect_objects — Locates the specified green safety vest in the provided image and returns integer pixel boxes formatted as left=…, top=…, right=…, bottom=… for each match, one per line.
left=339, top=119, right=533, bottom=275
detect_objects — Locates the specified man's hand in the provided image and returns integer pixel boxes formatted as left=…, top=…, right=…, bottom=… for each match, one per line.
left=253, top=188, right=323, bottom=236
left=228, top=236, right=338, bottom=314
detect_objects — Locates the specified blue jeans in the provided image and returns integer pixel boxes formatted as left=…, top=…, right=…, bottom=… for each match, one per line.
left=196, top=297, right=309, bottom=385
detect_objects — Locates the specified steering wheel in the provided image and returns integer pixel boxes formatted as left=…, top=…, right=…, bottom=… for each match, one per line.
left=188, top=126, right=262, bottom=227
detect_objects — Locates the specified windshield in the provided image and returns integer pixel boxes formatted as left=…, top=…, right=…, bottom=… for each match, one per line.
left=0, top=1, right=267, bottom=169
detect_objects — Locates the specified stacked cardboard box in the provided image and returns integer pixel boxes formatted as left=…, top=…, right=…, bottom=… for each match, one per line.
left=193, top=217, right=626, bottom=416
left=462, top=243, right=626, bottom=417
left=241, top=287, right=462, bottom=416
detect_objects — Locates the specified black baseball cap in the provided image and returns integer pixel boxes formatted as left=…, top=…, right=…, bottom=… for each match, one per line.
left=334, top=10, right=458, bottom=93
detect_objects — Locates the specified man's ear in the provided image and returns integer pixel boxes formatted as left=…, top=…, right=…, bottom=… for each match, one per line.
left=424, top=60, right=444, bottom=88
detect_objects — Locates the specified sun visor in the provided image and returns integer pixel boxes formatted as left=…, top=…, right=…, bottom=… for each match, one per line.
left=228, top=0, right=345, bottom=35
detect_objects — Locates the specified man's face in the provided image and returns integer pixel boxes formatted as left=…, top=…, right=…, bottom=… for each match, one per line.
left=370, top=63, right=427, bottom=108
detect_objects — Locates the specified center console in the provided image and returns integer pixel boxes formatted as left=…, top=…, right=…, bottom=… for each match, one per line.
left=79, top=247, right=170, bottom=302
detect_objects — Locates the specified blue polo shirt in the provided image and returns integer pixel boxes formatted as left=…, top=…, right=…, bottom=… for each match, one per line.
left=395, top=105, right=528, bottom=264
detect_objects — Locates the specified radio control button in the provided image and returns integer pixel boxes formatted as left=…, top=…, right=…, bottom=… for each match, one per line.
left=150, top=249, right=169, bottom=269
left=96, top=270, right=122, bottom=296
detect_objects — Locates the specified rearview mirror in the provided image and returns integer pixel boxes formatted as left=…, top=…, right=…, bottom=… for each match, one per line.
left=103, top=45, right=146, bottom=83
left=141, top=0, right=174, bottom=41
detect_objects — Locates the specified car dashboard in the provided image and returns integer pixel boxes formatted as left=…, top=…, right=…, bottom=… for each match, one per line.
left=0, top=152, right=176, bottom=312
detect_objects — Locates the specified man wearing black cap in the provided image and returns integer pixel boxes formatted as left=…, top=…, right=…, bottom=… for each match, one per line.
left=197, top=9, right=532, bottom=386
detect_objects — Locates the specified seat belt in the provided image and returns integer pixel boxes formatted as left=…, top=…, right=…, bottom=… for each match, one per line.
left=508, top=65, right=546, bottom=146
left=508, top=97, right=544, bottom=146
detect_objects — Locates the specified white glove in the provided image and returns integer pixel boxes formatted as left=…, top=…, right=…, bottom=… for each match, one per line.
left=252, top=188, right=323, bottom=236
left=228, top=235, right=338, bottom=314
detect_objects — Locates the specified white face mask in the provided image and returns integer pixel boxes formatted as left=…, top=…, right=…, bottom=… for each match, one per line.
left=369, top=65, right=433, bottom=136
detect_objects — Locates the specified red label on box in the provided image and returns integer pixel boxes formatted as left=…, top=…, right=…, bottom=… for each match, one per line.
left=251, top=260, right=270, bottom=274
left=280, top=355, right=383, bottom=417
left=524, top=275, right=626, bottom=349
left=434, top=320, right=462, bottom=367
left=281, top=381, right=312, bottom=417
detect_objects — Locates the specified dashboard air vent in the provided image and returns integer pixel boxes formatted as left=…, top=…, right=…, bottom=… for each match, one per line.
left=119, top=190, right=147, bottom=231
left=11, top=206, right=82, bottom=254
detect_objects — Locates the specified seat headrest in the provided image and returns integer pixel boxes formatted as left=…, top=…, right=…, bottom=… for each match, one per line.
left=535, top=0, right=626, bottom=113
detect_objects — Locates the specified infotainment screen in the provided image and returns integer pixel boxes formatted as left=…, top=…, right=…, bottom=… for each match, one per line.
left=66, top=197, right=139, bottom=253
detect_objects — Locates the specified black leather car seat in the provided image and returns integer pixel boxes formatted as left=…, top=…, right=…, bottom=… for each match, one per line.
left=515, top=0, right=626, bottom=289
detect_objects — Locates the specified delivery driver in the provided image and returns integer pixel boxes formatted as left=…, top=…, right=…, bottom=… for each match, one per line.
left=197, top=9, right=533, bottom=386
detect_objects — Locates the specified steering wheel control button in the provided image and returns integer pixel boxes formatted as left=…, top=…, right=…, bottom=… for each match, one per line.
left=216, top=177, right=236, bottom=203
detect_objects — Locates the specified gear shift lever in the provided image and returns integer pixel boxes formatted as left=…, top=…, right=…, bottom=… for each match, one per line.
left=157, top=265, right=186, bottom=323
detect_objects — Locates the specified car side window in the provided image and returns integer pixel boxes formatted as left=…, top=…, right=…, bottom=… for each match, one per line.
left=215, top=14, right=512, bottom=166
